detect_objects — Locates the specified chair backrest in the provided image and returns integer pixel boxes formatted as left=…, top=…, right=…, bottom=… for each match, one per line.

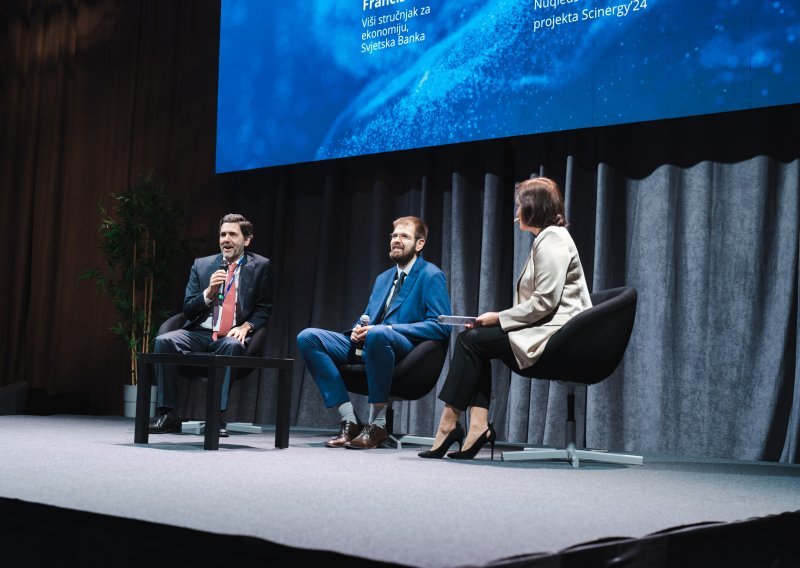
left=157, top=313, right=269, bottom=359
left=157, top=313, right=184, bottom=336
left=339, top=338, right=450, bottom=401
left=155, top=313, right=269, bottom=382
left=517, top=286, right=637, bottom=385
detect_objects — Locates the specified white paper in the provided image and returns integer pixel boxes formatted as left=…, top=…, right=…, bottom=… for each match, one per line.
left=438, top=315, right=477, bottom=326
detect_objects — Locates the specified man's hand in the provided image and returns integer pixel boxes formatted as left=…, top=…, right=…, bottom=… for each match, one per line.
left=226, top=324, right=251, bottom=344
left=205, top=269, right=229, bottom=300
left=351, top=324, right=373, bottom=343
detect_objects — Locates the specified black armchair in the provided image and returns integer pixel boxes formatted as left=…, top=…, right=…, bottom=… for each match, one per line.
left=501, top=286, right=642, bottom=467
left=338, top=338, right=449, bottom=448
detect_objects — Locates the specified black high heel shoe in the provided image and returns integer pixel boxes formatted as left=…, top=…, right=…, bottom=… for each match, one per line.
left=447, top=424, right=496, bottom=460
left=418, top=422, right=466, bottom=459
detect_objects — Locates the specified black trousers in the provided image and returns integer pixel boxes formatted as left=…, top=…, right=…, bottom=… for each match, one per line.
left=438, top=326, right=522, bottom=411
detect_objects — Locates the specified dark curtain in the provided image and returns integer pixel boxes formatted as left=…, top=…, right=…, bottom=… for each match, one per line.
left=2, top=1, right=798, bottom=463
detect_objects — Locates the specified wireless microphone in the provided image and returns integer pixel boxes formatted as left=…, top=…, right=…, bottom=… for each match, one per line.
left=354, top=314, right=370, bottom=357
left=217, top=259, right=230, bottom=303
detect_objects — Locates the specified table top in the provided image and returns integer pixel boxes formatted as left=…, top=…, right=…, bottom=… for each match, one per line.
left=137, top=352, right=294, bottom=369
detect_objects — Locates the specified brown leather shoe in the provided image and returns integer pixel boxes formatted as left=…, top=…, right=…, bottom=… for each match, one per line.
left=325, top=420, right=361, bottom=448
left=345, top=423, right=388, bottom=450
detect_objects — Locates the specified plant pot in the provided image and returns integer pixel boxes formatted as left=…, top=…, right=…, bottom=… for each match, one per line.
left=123, top=384, right=157, bottom=418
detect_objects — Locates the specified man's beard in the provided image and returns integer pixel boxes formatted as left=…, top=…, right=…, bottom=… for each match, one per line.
left=389, top=246, right=415, bottom=265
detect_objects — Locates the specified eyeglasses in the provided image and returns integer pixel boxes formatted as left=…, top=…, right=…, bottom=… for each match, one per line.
left=389, top=232, right=416, bottom=241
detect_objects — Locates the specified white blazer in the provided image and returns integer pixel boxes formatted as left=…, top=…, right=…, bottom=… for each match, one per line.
left=498, top=225, right=592, bottom=369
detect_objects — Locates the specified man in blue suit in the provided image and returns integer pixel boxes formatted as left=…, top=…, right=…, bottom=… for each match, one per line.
left=149, top=213, right=273, bottom=436
left=297, top=216, right=451, bottom=449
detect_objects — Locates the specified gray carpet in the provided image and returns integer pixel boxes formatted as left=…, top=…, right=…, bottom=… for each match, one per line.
left=1, top=415, right=798, bottom=568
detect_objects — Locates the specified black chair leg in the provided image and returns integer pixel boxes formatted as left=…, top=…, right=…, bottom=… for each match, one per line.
left=566, top=385, right=576, bottom=448
left=582, top=384, right=588, bottom=449
left=502, top=383, right=643, bottom=467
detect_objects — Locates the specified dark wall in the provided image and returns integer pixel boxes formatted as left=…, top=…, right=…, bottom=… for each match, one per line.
left=1, top=0, right=224, bottom=414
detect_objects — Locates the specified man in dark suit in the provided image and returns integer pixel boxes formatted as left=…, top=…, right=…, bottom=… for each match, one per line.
left=148, top=213, right=273, bottom=436
left=297, top=216, right=451, bottom=449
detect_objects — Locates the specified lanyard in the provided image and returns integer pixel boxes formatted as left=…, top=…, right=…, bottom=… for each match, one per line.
left=221, top=263, right=241, bottom=300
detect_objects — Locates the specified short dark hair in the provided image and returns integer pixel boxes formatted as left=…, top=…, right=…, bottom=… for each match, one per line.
left=219, top=213, right=253, bottom=238
left=515, top=177, right=566, bottom=229
left=393, top=216, right=428, bottom=241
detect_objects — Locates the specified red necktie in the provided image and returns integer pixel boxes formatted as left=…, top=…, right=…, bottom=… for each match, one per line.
left=213, top=262, right=237, bottom=340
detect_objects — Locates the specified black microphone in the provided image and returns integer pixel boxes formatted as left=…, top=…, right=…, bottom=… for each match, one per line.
left=217, top=259, right=230, bottom=303
left=354, top=314, right=370, bottom=357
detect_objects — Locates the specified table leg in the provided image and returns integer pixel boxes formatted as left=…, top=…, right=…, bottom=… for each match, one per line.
left=275, top=367, right=291, bottom=449
left=134, top=363, right=152, bottom=444
left=204, top=365, right=222, bottom=450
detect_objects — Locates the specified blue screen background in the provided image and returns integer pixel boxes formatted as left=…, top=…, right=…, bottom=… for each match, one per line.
left=216, top=0, right=799, bottom=173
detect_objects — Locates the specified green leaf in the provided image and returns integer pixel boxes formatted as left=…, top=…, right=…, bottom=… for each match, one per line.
left=84, top=172, right=201, bottom=367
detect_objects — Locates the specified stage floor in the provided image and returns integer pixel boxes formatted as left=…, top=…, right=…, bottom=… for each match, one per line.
left=1, top=415, right=798, bottom=567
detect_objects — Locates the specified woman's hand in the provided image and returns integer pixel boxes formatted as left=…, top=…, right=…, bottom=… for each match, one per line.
left=466, top=311, right=500, bottom=329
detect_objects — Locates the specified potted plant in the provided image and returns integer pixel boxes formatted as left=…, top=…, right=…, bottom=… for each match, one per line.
left=82, top=173, right=200, bottom=416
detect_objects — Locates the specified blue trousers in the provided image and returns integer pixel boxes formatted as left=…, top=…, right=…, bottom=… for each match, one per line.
left=296, top=325, right=415, bottom=408
left=153, top=328, right=247, bottom=411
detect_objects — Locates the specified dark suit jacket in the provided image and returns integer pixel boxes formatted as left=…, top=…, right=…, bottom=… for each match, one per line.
left=359, top=256, right=451, bottom=344
left=182, top=251, right=273, bottom=332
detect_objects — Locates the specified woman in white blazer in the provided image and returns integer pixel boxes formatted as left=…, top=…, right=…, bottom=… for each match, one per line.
left=419, top=177, right=592, bottom=460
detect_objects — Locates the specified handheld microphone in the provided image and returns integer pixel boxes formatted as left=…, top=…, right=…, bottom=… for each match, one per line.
left=217, top=259, right=230, bottom=303
left=354, top=314, right=370, bottom=357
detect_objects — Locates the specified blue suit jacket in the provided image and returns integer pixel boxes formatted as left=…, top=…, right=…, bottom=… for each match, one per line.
left=359, top=256, right=451, bottom=343
left=182, top=251, right=273, bottom=331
